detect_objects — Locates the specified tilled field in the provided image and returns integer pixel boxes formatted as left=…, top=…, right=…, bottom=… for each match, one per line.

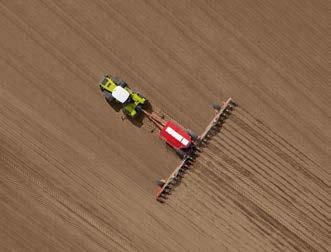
left=170, top=107, right=329, bottom=251
left=0, top=0, right=329, bottom=251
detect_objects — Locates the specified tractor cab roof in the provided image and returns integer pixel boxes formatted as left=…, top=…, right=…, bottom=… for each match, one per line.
left=112, top=86, right=130, bottom=103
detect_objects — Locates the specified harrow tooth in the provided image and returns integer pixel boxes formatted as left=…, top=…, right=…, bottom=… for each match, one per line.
left=169, top=181, right=176, bottom=186
left=229, top=100, right=237, bottom=106
left=184, top=165, right=191, bottom=170
left=176, top=169, right=183, bottom=174
left=164, top=188, right=171, bottom=193
left=156, top=197, right=165, bottom=203
left=185, top=160, right=192, bottom=165
left=165, top=185, right=172, bottom=190
left=203, top=137, right=210, bottom=142
left=174, top=177, right=181, bottom=183
left=160, top=193, right=167, bottom=199
left=195, top=146, right=202, bottom=152
left=192, top=152, right=199, bottom=158
left=180, top=170, right=186, bottom=176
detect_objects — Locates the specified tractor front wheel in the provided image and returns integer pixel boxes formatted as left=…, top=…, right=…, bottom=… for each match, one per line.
left=112, top=76, right=127, bottom=88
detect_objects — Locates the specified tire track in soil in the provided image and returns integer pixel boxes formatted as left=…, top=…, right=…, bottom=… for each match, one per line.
left=204, top=141, right=328, bottom=249
left=222, top=116, right=329, bottom=199
left=237, top=107, right=324, bottom=170
left=216, top=120, right=329, bottom=209
left=227, top=108, right=329, bottom=195
left=220, top=120, right=329, bottom=217
left=169, top=174, right=266, bottom=251
left=173, top=160, right=300, bottom=251
left=200, top=151, right=323, bottom=251
left=171, top=144, right=298, bottom=250
left=191, top=155, right=323, bottom=251
left=167, top=106, right=328, bottom=251
left=192, top=165, right=292, bottom=252
left=211, top=113, right=329, bottom=241
left=213, top=131, right=330, bottom=234
left=220, top=115, right=330, bottom=224
left=182, top=170, right=287, bottom=252
left=233, top=108, right=329, bottom=187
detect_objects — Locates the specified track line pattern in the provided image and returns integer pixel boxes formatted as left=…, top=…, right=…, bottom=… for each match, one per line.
left=169, top=108, right=329, bottom=252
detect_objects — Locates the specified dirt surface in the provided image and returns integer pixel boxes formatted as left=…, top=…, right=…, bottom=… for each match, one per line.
left=0, top=0, right=329, bottom=251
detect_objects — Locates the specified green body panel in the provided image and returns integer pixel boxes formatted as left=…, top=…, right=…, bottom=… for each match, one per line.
left=99, top=75, right=147, bottom=118
left=124, top=103, right=138, bottom=117
left=131, top=92, right=146, bottom=104
left=100, top=77, right=117, bottom=92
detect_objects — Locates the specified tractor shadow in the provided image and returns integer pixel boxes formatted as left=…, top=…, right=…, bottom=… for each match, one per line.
left=104, top=98, right=154, bottom=128
left=127, top=101, right=155, bottom=128
left=105, top=98, right=122, bottom=112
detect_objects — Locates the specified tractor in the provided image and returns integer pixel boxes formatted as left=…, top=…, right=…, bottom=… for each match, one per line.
left=99, top=75, right=148, bottom=118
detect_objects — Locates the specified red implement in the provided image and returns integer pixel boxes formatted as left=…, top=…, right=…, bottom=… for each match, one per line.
left=159, top=121, right=192, bottom=150
left=155, top=98, right=236, bottom=202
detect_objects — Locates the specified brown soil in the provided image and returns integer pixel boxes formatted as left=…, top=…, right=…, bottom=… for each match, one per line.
left=0, top=0, right=329, bottom=251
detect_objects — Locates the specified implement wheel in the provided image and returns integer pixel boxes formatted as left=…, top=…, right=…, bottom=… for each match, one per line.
left=187, top=129, right=198, bottom=141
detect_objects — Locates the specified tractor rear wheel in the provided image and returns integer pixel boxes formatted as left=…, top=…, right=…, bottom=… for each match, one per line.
left=136, top=105, right=143, bottom=113
left=103, top=91, right=114, bottom=102
left=121, top=107, right=128, bottom=115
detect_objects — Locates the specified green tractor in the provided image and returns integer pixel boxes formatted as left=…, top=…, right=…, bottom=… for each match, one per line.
left=99, top=75, right=148, bottom=118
